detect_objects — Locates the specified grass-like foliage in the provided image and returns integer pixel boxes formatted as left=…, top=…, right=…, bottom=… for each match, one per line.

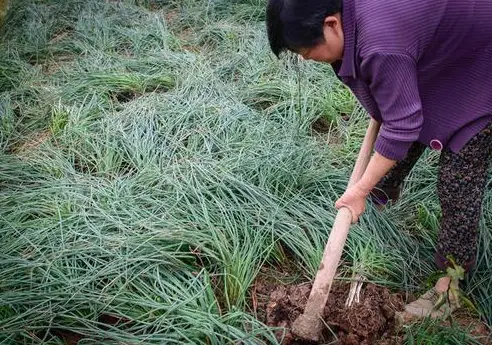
left=0, top=0, right=490, bottom=343
left=403, top=318, right=487, bottom=345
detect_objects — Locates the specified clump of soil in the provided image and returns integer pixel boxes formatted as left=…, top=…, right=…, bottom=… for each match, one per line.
left=51, top=330, right=84, bottom=345
left=257, top=281, right=405, bottom=345
left=311, top=117, right=332, bottom=134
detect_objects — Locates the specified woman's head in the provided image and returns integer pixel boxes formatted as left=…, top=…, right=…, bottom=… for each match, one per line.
left=266, top=0, right=344, bottom=63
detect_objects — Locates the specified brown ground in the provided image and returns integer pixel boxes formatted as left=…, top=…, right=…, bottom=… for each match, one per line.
left=253, top=279, right=491, bottom=345
left=13, top=130, right=51, bottom=156
left=255, top=280, right=404, bottom=345
left=51, top=330, right=84, bottom=345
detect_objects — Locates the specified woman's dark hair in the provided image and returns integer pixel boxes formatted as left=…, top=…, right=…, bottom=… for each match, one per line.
left=266, top=0, right=342, bottom=57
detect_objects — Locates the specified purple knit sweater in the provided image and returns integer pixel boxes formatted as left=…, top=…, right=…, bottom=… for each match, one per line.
left=334, top=0, right=492, bottom=160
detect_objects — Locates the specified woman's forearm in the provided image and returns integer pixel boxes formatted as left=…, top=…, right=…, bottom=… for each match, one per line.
left=355, top=152, right=397, bottom=194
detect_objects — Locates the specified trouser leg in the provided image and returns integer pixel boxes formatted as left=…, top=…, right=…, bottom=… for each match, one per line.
left=435, top=122, right=492, bottom=271
left=371, top=141, right=427, bottom=205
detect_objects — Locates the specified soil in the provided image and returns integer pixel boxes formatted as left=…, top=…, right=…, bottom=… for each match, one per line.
left=255, top=280, right=404, bottom=345
left=51, top=330, right=84, bottom=345
left=311, top=113, right=350, bottom=135
left=311, top=117, right=344, bottom=147
left=13, top=130, right=51, bottom=156
left=253, top=279, right=491, bottom=345
left=311, top=117, right=332, bottom=134
left=46, top=314, right=131, bottom=345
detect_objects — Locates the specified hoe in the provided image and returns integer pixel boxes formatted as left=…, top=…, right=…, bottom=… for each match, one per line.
left=292, top=118, right=381, bottom=341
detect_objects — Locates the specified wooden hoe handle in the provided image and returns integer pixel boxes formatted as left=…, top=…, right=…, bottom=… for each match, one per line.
left=292, top=118, right=381, bottom=341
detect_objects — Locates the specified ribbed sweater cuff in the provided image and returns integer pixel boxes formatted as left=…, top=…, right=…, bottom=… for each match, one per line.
left=375, top=135, right=414, bottom=161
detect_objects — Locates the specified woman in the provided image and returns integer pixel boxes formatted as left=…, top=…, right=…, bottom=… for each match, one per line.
left=266, top=0, right=492, bottom=319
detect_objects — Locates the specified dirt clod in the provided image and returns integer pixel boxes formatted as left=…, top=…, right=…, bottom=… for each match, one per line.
left=255, top=279, right=492, bottom=345
left=259, top=281, right=405, bottom=345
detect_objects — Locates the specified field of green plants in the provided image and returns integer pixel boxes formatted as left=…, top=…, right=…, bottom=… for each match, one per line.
left=1, top=1, right=491, bottom=344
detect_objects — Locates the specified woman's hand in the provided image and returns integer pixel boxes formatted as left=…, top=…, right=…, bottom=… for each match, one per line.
left=335, top=183, right=371, bottom=223
left=336, top=152, right=398, bottom=223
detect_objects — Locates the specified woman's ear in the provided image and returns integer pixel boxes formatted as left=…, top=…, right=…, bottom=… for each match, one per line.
left=323, top=14, right=342, bottom=35
left=321, top=13, right=344, bottom=62
left=323, top=14, right=343, bottom=42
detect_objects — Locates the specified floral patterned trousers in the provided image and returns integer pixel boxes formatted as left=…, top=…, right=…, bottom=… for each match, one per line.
left=376, top=122, right=492, bottom=271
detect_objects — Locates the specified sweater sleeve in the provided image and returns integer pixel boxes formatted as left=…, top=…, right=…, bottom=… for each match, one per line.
left=360, top=52, right=423, bottom=160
